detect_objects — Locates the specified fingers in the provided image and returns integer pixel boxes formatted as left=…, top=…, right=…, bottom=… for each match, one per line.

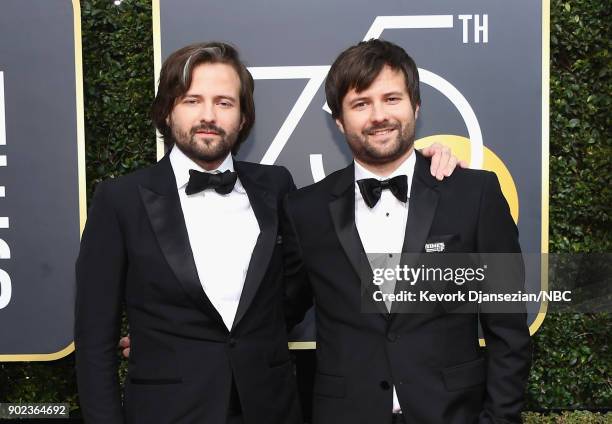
left=118, top=336, right=131, bottom=359
left=433, top=147, right=451, bottom=180
left=428, top=147, right=444, bottom=179
left=444, top=156, right=458, bottom=177
left=118, top=336, right=130, bottom=348
left=420, top=142, right=441, bottom=158
left=420, top=143, right=466, bottom=180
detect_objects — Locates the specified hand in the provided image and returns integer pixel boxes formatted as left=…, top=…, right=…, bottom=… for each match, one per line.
left=420, top=142, right=468, bottom=181
left=118, top=334, right=130, bottom=359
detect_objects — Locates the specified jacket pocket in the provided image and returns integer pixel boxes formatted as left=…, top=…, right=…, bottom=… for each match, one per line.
left=129, top=377, right=182, bottom=385
left=441, top=357, right=485, bottom=391
left=424, top=233, right=461, bottom=253
left=314, top=372, right=346, bottom=398
left=269, top=357, right=292, bottom=368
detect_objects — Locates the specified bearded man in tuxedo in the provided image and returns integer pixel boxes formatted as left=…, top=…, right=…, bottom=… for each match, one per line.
left=75, top=42, right=303, bottom=424
left=283, top=39, right=532, bottom=424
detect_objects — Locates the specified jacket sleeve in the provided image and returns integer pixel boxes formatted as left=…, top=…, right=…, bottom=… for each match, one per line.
left=280, top=193, right=314, bottom=332
left=477, top=172, right=532, bottom=424
left=75, top=180, right=126, bottom=424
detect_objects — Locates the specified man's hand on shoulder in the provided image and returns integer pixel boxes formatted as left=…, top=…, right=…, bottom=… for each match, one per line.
left=419, top=142, right=469, bottom=180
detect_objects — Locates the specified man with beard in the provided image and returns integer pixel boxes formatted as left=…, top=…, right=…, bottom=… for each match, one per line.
left=282, top=39, right=532, bottom=424
left=75, top=42, right=302, bottom=424
left=76, top=41, right=461, bottom=424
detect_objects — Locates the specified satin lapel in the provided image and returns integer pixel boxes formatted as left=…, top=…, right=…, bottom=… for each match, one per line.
left=402, top=152, right=440, bottom=254
left=328, top=165, right=387, bottom=316
left=138, top=156, right=224, bottom=325
left=231, top=161, right=278, bottom=331
left=391, top=151, right=440, bottom=315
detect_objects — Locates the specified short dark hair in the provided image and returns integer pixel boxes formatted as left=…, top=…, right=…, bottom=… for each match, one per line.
left=325, top=39, right=421, bottom=120
left=151, top=42, right=255, bottom=154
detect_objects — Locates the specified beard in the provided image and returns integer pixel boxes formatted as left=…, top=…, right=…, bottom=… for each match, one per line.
left=345, top=119, right=416, bottom=166
left=171, top=122, right=239, bottom=164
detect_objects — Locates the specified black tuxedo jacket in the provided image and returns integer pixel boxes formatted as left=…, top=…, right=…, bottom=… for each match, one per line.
left=283, top=151, right=531, bottom=424
left=75, top=154, right=301, bottom=424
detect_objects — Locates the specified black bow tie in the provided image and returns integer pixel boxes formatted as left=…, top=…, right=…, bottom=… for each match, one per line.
left=185, top=169, right=238, bottom=195
left=357, top=175, right=408, bottom=208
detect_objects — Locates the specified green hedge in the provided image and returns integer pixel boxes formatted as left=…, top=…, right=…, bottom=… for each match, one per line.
left=526, top=0, right=611, bottom=411
left=81, top=0, right=156, bottom=193
left=527, top=314, right=610, bottom=409
left=0, top=0, right=609, bottom=417
left=523, top=411, right=611, bottom=423
left=548, top=0, right=610, bottom=254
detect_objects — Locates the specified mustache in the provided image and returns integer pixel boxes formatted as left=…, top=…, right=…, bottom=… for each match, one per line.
left=363, top=122, right=400, bottom=135
left=190, top=123, right=226, bottom=136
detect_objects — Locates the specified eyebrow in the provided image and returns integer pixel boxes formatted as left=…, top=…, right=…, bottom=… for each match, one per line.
left=348, top=96, right=369, bottom=105
left=181, top=94, right=238, bottom=102
left=216, top=95, right=237, bottom=102
left=348, top=91, right=405, bottom=105
left=383, top=91, right=405, bottom=97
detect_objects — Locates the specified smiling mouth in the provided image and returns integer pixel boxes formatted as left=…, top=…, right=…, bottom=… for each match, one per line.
left=367, top=128, right=396, bottom=136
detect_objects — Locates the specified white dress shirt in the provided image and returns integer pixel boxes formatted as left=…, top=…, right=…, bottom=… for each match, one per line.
left=170, top=147, right=260, bottom=330
left=354, top=151, right=416, bottom=414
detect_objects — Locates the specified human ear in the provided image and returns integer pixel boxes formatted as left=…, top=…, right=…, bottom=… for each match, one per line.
left=335, top=118, right=345, bottom=134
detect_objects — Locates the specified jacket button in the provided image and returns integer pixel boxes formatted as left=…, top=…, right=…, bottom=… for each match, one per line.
left=387, top=332, right=397, bottom=342
left=229, top=338, right=237, bottom=348
left=380, top=380, right=391, bottom=390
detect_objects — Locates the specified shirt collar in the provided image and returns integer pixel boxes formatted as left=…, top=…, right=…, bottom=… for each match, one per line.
left=354, top=150, right=416, bottom=197
left=169, top=146, right=236, bottom=190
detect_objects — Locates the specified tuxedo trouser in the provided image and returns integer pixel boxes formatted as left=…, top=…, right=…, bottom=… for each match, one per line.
left=391, top=413, right=407, bottom=424
left=227, top=414, right=244, bottom=424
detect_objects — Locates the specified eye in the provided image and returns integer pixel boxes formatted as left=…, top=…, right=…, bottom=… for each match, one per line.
left=353, top=101, right=367, bottom=110
left=386, top=96, right=401, bottom=104
left=218, top=100, right=234, bottom=108
left=183, top=98, right=198, bottom=105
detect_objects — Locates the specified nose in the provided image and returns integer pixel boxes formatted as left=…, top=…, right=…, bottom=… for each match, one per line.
left=369, top=101, right=388, bottom=124
left=199, top=101, right=216, bottom=123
